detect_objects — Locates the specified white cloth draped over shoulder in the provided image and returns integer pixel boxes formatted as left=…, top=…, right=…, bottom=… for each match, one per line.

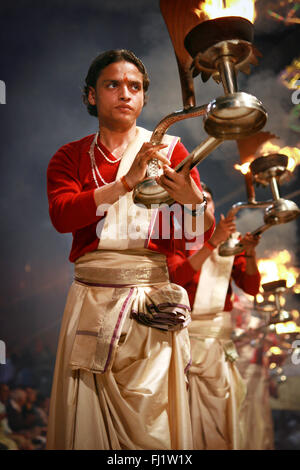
left=97, top=126, right=178, bottom=251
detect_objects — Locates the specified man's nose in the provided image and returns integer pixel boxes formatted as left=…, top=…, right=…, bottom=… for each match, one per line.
left=119, top=84, right=130, bottom=100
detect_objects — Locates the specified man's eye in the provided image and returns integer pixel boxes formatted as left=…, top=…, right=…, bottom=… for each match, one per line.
left=107, top=82, right=118, bottom=88
left=131, top=83, right=141, bottom=91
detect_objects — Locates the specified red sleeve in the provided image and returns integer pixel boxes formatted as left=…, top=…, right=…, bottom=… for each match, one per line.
left=167, top=238, right=200, bottom=308
left=47, top=143, right=99, bottom=233
left=167, top=238, right=198, bottom=285
left=231, top=253, right=261, bottom=296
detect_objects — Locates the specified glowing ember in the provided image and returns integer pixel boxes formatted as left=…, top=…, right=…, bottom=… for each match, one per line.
left=256, top=293, right=264, bottom=304
left=234, top=162, right=251, bottom=174
left=292, top=310, right=300, bottom=320
left=294, top=285, right=300, bottom=294
left=194, top=0, right=257, bottom=22
left=258, top=250, right=300, bottom=291
left=275, top=321, right=300, bottom=335
left=268, top=346, right=283, bottom=356
left=258, top=141, right=300, bottom=172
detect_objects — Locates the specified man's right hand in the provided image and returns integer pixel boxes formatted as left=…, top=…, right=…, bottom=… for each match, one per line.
left=210, top=213, right=236, bottom=246
left=125, top=142, right=169, bottom=188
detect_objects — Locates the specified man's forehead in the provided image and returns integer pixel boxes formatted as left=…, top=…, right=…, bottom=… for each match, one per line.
left=100, top=61, right=143, bottom=81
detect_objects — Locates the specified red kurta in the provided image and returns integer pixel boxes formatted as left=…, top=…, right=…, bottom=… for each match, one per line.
left=167, top=238, right=261, bottom=311
left=47, top=133, right=214, bottom=262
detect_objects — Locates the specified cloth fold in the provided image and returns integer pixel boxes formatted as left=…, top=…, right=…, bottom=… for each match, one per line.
left=188, top=314, right=246, bottom=449
left=47, top=248, right=193, bottom=450
left=70, top=249, right=191, bottom=374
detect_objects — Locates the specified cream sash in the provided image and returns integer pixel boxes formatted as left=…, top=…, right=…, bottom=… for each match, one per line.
left=189, top=248, right=238, bottom=362
left=69, top=249, right=191, bottom=374
left=97, top=126, right=179, bottom=250
left=192, top=249, right=235, bottom=316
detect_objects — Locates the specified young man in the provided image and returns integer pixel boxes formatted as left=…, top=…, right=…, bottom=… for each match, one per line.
left=46, top=49, right=214, bottom=450
left=167, top=183, right=261, bottom=450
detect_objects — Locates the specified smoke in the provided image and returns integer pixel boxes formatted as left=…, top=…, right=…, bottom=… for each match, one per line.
left=236, top=208, right=299, bottom=260
left=245, top=70, right=293, bottom=143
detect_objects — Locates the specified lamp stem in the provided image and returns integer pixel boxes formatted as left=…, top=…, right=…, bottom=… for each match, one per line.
left=270, top=176, right=281, bottom=201
left=274, top=293, right=281, bottom=312
left=216, top=56, right=238, bottom=94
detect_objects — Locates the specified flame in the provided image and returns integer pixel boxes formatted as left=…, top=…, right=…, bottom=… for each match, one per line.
left=234, top=162, right=251, bottom=175
left=279, top=375, right=287, bottom=382
left=194, top=0, right=257, bottom=23
left=275, top=321, right=300, bottom=335
left=280, top=297, right=286, bottom=307
left=292, top=309, right=299, bottom=320
left=294, top=284, right=300, bottom=294
left=234, top=141, right=300, bottom=175
left=256, top=293, right=264, bottom=303
left=259, top=141, right=300, bottom=172
left=258, top=250, right=300, bottom=290
left=267, top=346, right=282, bottom=356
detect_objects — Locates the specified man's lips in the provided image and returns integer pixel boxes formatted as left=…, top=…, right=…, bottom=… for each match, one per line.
left=116, top=105, right=133, bottom=111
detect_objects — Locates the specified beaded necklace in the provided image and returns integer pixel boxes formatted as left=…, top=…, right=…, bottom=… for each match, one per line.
left=88, top=132, right=121, bottom=188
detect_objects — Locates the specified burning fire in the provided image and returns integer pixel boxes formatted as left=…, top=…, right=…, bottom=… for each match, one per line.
left=259, top=141, right=300, bottom=173
left=267, top=346, right=283, bottom=356
left=234, top=162, right=251, bottom=174
left=194, top=0, right=257, bottom=23
left=275, top=321, right=300, bottom=335
left=234, top=141, right=300, bottom=175
left=258, top=250, right=300, bottom=291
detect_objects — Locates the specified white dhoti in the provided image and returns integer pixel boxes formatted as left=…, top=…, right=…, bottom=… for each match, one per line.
left=46, top=250, right=193, bottom=450
left=187, top=250, right=246, bottom=450
left=236, top=344, right=275, bottom=450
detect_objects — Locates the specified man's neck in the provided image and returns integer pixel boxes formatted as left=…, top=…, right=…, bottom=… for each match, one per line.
left=98, top=124, right=137, bottom=158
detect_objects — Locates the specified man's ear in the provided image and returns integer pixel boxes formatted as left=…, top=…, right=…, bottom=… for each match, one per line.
left=87, top=86, right=96, bottom=106
left=143, top=93, right=148, bottom=107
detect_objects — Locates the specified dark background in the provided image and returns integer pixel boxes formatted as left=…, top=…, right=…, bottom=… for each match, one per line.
left=0, top=1, right=299, bottom=432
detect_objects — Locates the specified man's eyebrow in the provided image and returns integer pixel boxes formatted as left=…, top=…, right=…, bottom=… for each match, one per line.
left=102, top=78, right=142, bottom=84
left=102, top=79, right=119, bottom=83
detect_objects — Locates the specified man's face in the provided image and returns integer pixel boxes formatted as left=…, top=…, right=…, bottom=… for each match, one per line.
left=26, top=387, right=37, bottom=403
left=88, top=60, right=144, bottom=132
left=0, top=384, right=9, bottom=403
left=17, top=390, right=27, bottom=407
left=204, top=190, right=215, bottom=214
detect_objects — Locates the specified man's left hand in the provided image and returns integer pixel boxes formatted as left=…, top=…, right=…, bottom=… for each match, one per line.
left=156, top=157, right=203, bottom=205
left=241, top=232, right=261, bottom=256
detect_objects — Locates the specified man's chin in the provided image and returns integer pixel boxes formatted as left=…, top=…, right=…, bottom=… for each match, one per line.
left=109, top=119, right=136, bottom=133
